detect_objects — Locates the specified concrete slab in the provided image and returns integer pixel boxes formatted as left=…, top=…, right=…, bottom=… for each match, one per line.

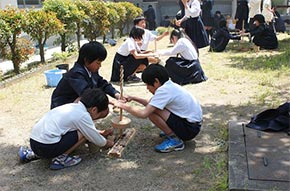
left=228, top=121, right=290, bottom=191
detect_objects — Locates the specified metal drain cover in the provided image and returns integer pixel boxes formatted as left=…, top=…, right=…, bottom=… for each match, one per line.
left=229, top=121, right=290, bottom=191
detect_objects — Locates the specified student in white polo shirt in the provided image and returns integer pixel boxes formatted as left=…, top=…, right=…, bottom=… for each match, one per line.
left=110, top=26, right=158, bottom=83
left=157, top=29, right=207, bottom=85
left=114, top=64, right=203, bottom=153
left=133, top=16, right=169, bottom=52
left=18, top=88, right=114, bottom=170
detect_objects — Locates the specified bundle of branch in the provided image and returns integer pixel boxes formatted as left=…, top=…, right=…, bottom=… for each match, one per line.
left=107, top=128, right=136, bottom=157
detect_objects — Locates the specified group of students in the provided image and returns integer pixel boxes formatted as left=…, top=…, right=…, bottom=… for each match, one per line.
left=209, top=13, right=278, bottom=52
left=18, top=18, right=205, bottom=170
left=111, top=15, right=207, bottom=86
left=209, top=0, right=279, bottom=52
left=18, top=0, right=280, bottom=171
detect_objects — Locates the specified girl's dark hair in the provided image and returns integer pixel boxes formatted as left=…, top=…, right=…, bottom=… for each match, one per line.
left=253, top=14, right=265, bottom=24
left=76, top=41, right=107, bottom=66
left=80, top=88, right=109, bottom=112
left=129, top=26, right=144, bottom=40
left=170, top=29, right=199, bottom=54
left=133, top=16, right=145, bottom=25
left=141, top=64, right=169, bottom=86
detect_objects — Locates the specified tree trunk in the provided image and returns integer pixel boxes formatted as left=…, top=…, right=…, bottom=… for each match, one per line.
left=39, top=42, right=45, bottom=63
left=12, top=57, right=20, bottom=74
left=103, top=35, right=106, bottom=44
left=10, top=37, right=20, bottom=74
left=76, top=24, right=81, bottom=50
left=111, top=26, right=115, bottom=39
left=61, top=34, right=66, bottom=52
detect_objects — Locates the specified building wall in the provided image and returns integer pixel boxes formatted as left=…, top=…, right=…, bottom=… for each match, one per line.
left=2, top=0, right=238, bottom=25
left=130, top=0, right=235, bottom=26
left=0, top=0, right=17, bottom=9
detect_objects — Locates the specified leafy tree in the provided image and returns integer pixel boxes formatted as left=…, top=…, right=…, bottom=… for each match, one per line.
left=43, top=0, right=83, bottom=51
left=76, top=0, right=109, bottom=41
left=23, top=9, right=64, bottom=63
left=0, top=7, right=32, bottom=74
left=105, top=1, right=124, bottom=39
left=116, top=2, right=142, bottom=37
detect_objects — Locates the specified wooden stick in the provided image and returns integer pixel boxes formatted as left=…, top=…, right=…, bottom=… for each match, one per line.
left=119, top=65, right=124, bottom=137
left=119, top=65, right=124, bottom=121
left=107, top=128, right=136, bottom=157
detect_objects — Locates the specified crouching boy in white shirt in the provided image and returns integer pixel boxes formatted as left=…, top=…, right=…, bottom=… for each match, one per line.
left=18, top=88, right=114, bottom=170
left=114, top=64, right=202, bottom=153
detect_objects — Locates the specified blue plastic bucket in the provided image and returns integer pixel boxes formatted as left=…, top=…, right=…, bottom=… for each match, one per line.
left=44, top=69, right=66, bottom=87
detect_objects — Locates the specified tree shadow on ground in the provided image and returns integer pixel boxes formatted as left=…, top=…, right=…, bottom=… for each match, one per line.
left=0, top=102, right=283, bottom=191
left=227, top=38, right=290, bottom=71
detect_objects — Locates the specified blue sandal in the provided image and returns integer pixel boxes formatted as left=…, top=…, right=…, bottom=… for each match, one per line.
left=50, top=154, right=81, bottom=170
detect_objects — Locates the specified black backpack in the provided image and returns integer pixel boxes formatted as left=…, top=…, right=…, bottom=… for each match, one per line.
left=246, top=102, right=290, bottom=134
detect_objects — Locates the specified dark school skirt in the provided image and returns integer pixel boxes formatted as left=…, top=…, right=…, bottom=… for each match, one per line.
left=183, top=16, right=209, bottom=49
left=110, top=53, right=148, bottom=82
left=165, top=57, right=207, bottom=85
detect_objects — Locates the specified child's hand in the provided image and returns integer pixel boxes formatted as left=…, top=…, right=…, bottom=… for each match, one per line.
left=121, top=94, right=129, bottom=102
left=105, top=139, right=114, bottom=148
left=101, top=128, right=114, bottom=138
left=164, top=31, right=170, bottom=36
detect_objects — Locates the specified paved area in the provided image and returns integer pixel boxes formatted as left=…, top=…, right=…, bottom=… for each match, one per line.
left=0, top=46, right=60, bottom=74
left=0, top=40, right=89, bottom=74
left=228, top=121, right=290, bottom=191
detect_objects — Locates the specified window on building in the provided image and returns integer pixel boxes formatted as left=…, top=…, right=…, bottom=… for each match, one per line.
left=17, top=0, right=43, bottom=8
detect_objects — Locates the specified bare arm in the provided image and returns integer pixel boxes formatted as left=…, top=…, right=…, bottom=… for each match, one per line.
left=130, top=50, right=156, bottom=59
left=128, top=95, right=149, bottom=106
left=156, top=31, right=169, bottom=41
left=117, top=101, right=156, bottom=119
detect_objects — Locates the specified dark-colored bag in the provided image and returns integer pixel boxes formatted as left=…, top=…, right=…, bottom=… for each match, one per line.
left=246, top=102, right=290, bottom=133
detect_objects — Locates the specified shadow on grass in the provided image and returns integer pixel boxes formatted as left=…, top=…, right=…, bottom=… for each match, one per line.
left=227, top=37, right=290, bottom=71
left=0, top=102, right=279, bottom=191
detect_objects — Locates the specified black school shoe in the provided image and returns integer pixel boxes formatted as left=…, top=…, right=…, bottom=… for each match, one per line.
left=126, top=74, right=141, bottom=83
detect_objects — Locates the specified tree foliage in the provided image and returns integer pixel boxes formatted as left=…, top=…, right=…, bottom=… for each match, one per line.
left=0, top=7, right=31, bottom=74
left=76, top=0, right=109, bottom=41
left=43, top=0, right=83, bottom=52
left=116, top=2, right=143, bottom=37
left=0, top=1, right=141, bottom=76
left=23, top=9, right=64, bottom=63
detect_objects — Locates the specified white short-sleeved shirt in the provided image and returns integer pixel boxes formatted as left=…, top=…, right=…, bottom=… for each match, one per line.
left=157, top=38, right=198, bottom=60
left=117, top=37, right=139, bottom=56
left=140, top=29, right=156, bottom=50
left=30, top=102, right=107, bottom=147
left=149, top=80, right=202, bottom=123
left=183, top=0, right=201, bottom=20
left=248, top=0, right=262, bottom=18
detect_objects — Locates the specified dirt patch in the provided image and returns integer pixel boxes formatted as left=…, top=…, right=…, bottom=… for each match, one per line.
left=0, top=35, right=289, bottom=191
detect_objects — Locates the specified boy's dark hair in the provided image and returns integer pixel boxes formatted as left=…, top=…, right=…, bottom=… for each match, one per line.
left=134, top=16, right=145, bottom=25
left=141, top=64, right=169, bottom=86
left=76, top=41, right=107, bottom=66
left=129, top=26, right=144, bottom=40
left=80, top=88, right=108, bottom=112
left=215, top=11, right=221, bottom=15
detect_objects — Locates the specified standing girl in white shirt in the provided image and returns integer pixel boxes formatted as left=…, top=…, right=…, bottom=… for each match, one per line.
left=176, top=0, right=209, bottom=49
left=157, top=29, right=207, bottom=85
